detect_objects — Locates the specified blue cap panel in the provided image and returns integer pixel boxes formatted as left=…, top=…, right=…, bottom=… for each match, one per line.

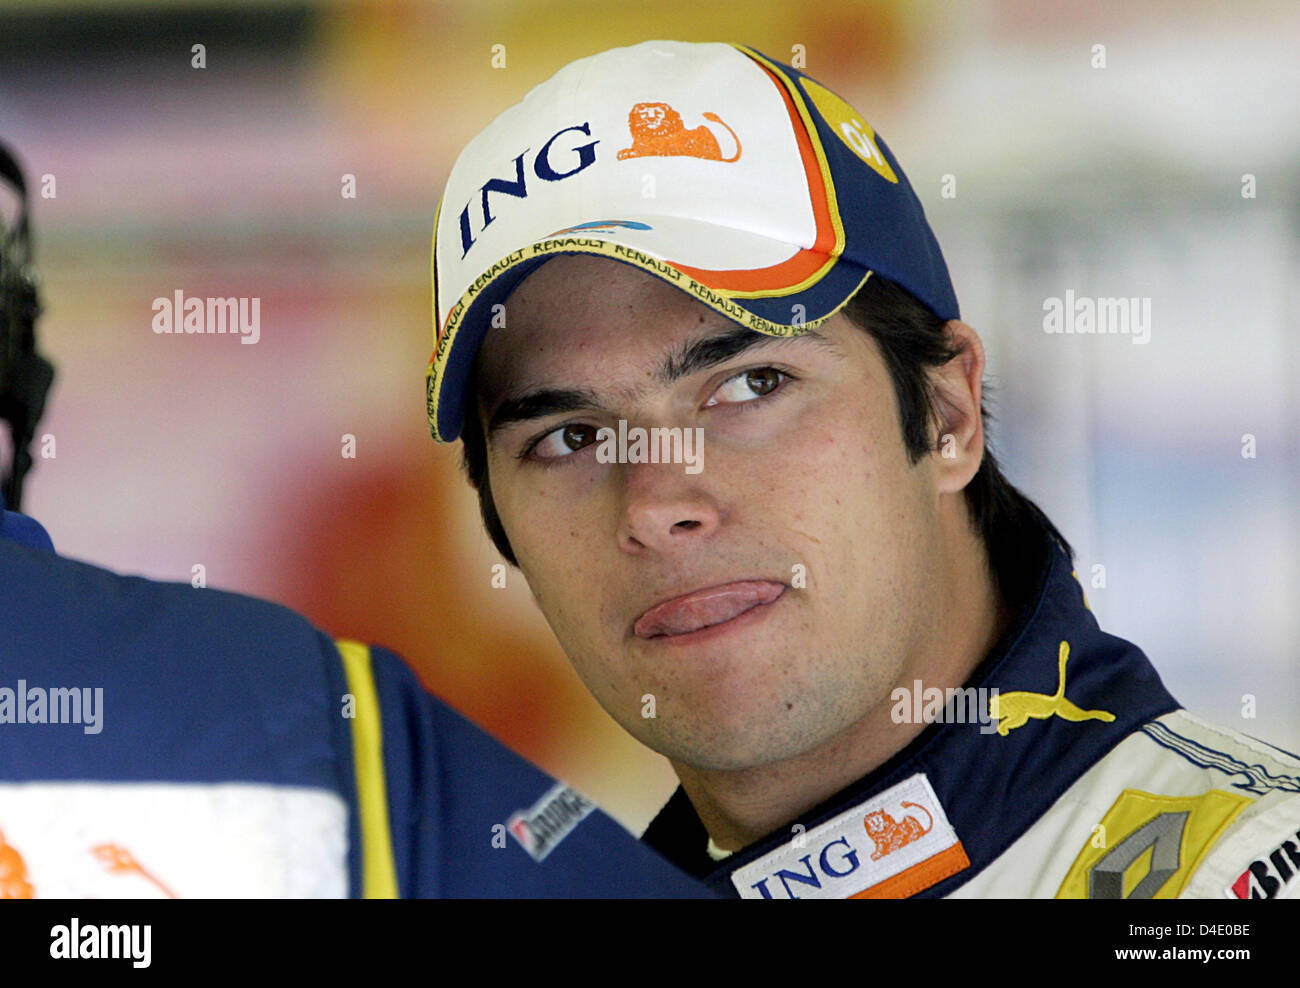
left=753, top=49, right=960, bottom=322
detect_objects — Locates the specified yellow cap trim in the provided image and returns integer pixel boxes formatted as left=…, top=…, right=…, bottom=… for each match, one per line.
left=729, top=43, right=849, bottom=299
left=423, top=236, right=871, bottom=440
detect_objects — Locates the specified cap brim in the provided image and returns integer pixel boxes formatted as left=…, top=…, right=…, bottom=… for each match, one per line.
left=426, top=226, right=872, bottom=443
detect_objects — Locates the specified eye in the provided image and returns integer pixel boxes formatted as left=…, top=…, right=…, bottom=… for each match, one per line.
left=705, top=367, right=788, bottom=407
left=528, top=422, right=600, bottom=460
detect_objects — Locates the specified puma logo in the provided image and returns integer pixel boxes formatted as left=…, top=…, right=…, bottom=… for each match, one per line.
left=864, top=801, right=933, bottom=860
left=617, top=102, right=742, bottom=162
left=0, top=827, right=35, bottom=899
left=989, top=640, right=1116, bottom=736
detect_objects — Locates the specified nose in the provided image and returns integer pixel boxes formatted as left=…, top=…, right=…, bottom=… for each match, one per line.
left=618, top=460, right=721, bottom=555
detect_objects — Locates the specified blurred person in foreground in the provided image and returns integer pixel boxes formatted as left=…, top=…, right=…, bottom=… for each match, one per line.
left=0, top=140, right=709, bottom=899
left=428, top=40, right=1300, bottom=899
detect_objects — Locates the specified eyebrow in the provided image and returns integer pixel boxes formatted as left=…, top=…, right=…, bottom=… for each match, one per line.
left=485, top=326, right=832, bottom=437
left=487, top=387, right=604, bottom=436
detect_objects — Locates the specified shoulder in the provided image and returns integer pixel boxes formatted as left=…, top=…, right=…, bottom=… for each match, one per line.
left=1, top=535, right=338, bottom=666
left=0, top=545, right=363, bottom=896
left=1065, top=709, right=1300, bottom=898
left=1133, top=710, right=1300, bottom=899
left=0, top=538, right=352, bottom=780
left=0, top=539, right=350, bottom=744
left=951, top=709, right=1300, bottom=898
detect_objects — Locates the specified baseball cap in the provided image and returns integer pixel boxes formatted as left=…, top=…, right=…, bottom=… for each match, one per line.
left=427, top=39, right=958, bottom=443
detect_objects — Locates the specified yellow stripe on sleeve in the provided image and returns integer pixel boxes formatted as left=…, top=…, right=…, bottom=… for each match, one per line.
left=335, top=638, right=400, bottom=899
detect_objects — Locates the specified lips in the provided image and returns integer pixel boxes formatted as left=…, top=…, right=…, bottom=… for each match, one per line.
left=633, top=581, right=786, bottom=639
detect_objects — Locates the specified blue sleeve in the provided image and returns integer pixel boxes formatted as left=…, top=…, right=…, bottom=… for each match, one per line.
left=0, top=541, right=353, bottom=793
left=369, top=646, right=715, bottom=898
left=0, top=537, right=364, bottom=896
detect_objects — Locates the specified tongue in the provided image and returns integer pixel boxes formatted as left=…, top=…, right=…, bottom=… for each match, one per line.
left=634, top=581, right=785, bottom=639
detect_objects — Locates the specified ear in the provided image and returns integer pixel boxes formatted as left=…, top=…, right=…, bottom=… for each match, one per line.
left=927, top=320, right=987, bottom=496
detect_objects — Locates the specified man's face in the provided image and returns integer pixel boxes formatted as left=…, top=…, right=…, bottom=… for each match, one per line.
left=475, top=254, right=948, bottom=772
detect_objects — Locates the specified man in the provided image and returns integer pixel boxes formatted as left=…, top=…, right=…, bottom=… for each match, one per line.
left=426, top=40, right=1300, bottom=899
left=0, top=140, right=709, bottom=899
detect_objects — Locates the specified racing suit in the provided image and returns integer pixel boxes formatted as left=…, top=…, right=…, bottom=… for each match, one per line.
left=0, top=504, right=710, bottom=898
left=642, top=522, right=1300, bottom=899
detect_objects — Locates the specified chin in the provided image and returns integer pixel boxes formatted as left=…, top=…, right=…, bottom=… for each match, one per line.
left=638, top=701, right=843, bottom=773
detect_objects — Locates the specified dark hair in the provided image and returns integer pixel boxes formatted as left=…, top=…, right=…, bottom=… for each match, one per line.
left=458, top=273, right=1072, bottom=609
left=841, top=274, right=1073, bottom=608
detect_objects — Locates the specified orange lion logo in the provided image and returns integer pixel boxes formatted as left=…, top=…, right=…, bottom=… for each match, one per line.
left=863, top=802, right=933, bottom=861
left=617, top=102, right=741, bottom=162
